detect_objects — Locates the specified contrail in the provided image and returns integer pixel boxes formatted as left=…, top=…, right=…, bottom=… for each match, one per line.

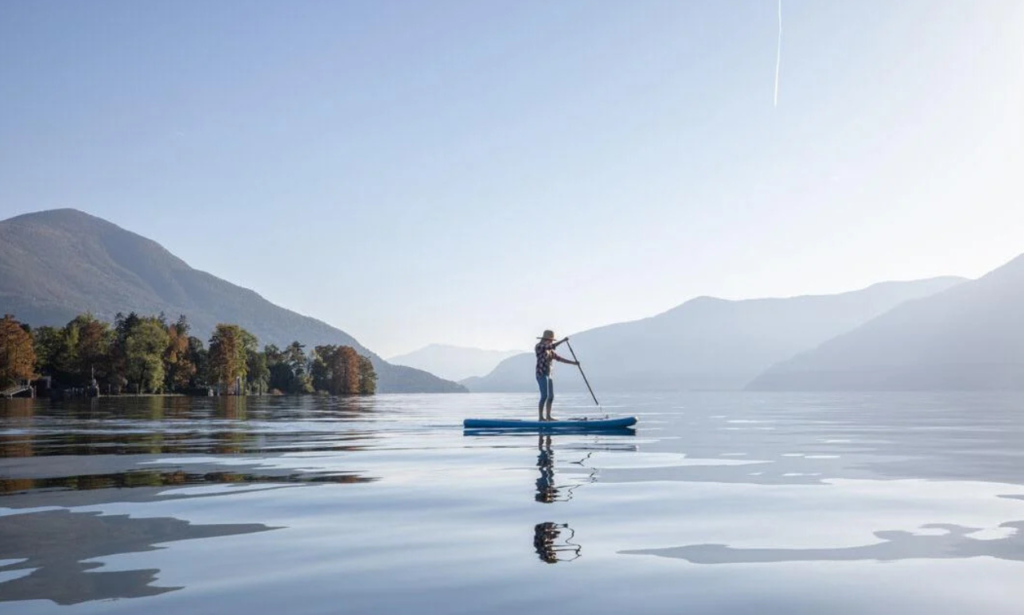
left=774, top=0, right=782, bottom=107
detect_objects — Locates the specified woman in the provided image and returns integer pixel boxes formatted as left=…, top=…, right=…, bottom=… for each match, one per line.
left=535, top=330, right=578, bottom=421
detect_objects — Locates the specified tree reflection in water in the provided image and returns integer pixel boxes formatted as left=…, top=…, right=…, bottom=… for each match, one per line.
left=0, top=509, right=278, bottom=605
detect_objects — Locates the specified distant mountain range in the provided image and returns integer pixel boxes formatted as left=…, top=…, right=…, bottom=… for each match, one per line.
left=747, top=253, right=1024, bottom=390
left=463, top=277, right=966, bottom=393
left=0, top=209, right=465, bottom=393
left=6, top=209, right=1017, bottom=394
left=388, top=344, right=521, bottom=382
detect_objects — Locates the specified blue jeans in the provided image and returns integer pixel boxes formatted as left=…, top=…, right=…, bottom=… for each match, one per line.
left=537, top=374, right=553, bottom=406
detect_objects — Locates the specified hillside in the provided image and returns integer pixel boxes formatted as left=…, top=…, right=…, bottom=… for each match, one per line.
left=465, top=277, right=965, bottom=392
left=747, top=253, right=1024, bottom=390
left=0, top=209, right=465, bottom=393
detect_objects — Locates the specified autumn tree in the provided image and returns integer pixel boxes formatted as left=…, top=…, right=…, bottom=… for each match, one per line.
left=311, top=345, right=373, bottom=395
left=164, top=315, right=196, bottom=392
left=208, top=325, right=257, bottom=393
left=0, top=315, right=36, bottom=389
left=338, top=346, right=361, bottom=394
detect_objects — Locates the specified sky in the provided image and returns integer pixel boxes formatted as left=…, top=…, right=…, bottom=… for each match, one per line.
left=1, top=1, right=1023, bottom=357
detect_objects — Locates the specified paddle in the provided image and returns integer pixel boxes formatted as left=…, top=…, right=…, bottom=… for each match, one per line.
left=563, top=338, right=600, bottom=408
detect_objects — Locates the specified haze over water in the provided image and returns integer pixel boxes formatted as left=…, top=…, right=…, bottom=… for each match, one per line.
left=3, top=392, right=1023, bottom=614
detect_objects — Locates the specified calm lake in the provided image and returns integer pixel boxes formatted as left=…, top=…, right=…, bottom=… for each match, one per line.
left=2, top=392, right=1023, bottom=614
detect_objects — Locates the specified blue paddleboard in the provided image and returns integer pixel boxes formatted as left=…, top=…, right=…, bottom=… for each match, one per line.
left=462, top=416, right=637, bottom=430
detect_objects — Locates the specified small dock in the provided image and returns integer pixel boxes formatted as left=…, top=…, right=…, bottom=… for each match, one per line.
left=1, top=384, right=35, bottom=399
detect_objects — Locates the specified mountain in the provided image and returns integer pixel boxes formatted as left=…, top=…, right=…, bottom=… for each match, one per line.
left=747, top=253, right=1024, bottom=391
left=0, top=209, right=465, bottom=393
left=388, top=344, right=522, bottom=382
left=463, top=277, right=966, bottom=393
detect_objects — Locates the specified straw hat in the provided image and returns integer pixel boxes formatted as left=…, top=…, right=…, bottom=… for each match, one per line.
left=537, top=330, right=555, bottom=341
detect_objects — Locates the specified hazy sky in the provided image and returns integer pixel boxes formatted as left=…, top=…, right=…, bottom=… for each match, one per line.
left=2, top=1, right=1022, bottom=356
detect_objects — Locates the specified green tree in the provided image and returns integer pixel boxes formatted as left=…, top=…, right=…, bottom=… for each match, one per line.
left=265, top=342, right=314, bottom=394
left=265, top=344, right=286, bottom=392
left=310, top=344, right=335, bottom=393
left=65, top=314, right=113, bottom=385
left=187, top=336, right=209, bottom=387
left=109, top=312, right=143, bottom=392
left=29, top=316, right=107, bottom=387
left=285, top=341, right=312, bottom=393
left=246, top=347, right=269, bottom=395
left=56, top=320, right=80, bottom=380
left=358, top=356, right=377, bottom=395
left=0, top=315, right=36, bottom=389
left=32, top=326, right=65, bottom=378
left=114, top=312, right=142, bottom=340
left=124, top=319, right=169, bottom=393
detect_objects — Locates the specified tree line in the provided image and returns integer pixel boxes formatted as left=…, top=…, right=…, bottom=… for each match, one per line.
left=0, top=312, right=376, bottom=395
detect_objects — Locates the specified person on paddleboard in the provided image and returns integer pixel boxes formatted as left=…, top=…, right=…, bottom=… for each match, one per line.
left=535, top=330, right=578, bottom=421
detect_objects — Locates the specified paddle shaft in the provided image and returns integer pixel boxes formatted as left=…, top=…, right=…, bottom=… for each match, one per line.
left=563, top=339, right=599, bottom=407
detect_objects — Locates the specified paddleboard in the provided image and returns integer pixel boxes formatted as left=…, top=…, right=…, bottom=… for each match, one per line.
left=462, top=416, right=637, bottom=430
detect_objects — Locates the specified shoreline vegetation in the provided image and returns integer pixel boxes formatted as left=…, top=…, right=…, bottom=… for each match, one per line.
left=0, top=312, right=377, bottom=398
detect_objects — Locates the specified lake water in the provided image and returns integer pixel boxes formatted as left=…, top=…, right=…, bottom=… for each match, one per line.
left=2, top=392, right=1024, bottom=614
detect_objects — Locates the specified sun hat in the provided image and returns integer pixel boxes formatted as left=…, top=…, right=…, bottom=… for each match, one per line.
left=537, top=330, right=555, bottom=341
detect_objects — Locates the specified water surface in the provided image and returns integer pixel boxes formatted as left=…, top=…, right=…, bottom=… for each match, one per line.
left=2, top=392, right=1023, bottom=613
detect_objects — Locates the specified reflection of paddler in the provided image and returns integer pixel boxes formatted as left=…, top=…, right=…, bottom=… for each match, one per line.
left=535, top=434, right=559, bottom=503
left=534, top=522, right=561, bottom=563
left=533, top=522, right=581, bottom=563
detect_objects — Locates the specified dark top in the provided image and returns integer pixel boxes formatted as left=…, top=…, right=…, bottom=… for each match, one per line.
left=535, top=340, right=568, bottom=377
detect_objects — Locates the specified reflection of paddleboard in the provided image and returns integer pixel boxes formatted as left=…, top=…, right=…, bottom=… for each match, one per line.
left=462, top=416, right=637, bottom=430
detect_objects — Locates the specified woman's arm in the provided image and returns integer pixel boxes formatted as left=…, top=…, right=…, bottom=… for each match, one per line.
left=552, top=353, right=578, bottom=365
left=552, top=337, right=577, bottom=364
